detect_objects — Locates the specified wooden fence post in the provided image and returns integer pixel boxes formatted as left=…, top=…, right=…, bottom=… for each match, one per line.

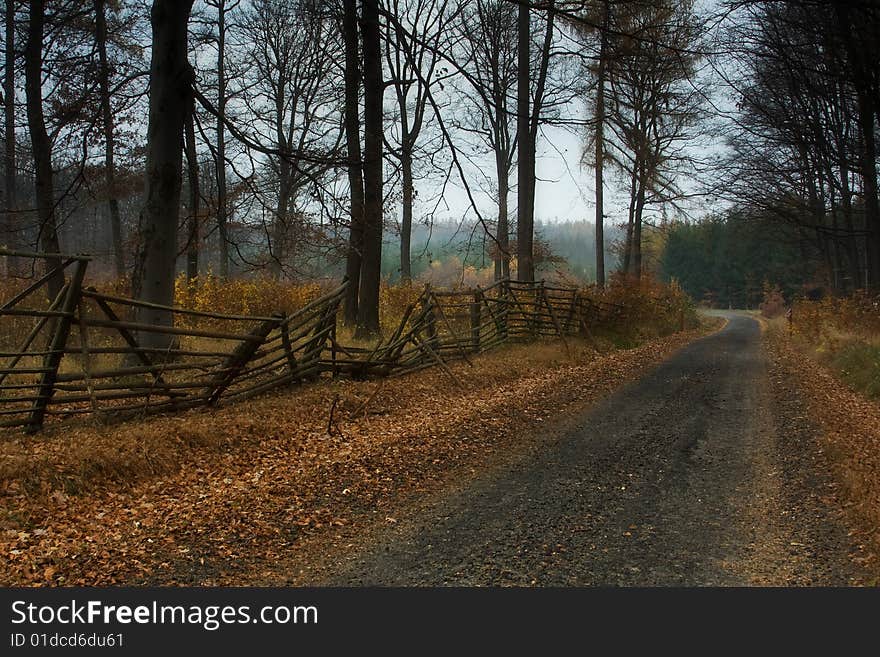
left=278, top=312, right=299, bottom=378
left=499, top=281, right=509, bottom=342
left=331, top=315, right=338, bottom=377
left=471, top=288, right=482, bottom=353
left=421, top=290, right=438, bottom=349
left=26, top=259, right=87, bottom=433
left=205, top=316, right=279, bottom=405
left=536, top=283, right=544, bottom=334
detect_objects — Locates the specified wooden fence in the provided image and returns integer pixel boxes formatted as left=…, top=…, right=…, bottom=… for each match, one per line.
left=1, top=251, right=619, bottom=434
left=335, top=279, right=624, bottom=380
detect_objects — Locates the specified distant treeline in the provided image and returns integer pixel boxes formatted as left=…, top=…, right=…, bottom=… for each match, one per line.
left=379, top=220, right=624, bottom=285
left=660, top=213, right=820, bottom=308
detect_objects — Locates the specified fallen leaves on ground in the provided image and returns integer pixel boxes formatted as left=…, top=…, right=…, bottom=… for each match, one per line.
left=1, top=324, right=714, bottom=586
left=766, top=328, right=880, bottom=577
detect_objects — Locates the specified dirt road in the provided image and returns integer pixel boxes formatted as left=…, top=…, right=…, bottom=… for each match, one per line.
left=324, top=314, right=864, bottom=585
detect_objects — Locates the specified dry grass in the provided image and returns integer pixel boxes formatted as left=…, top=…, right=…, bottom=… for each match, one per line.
left=745, top=305, right=880, bottom=576
left=768, top=324, right=880, bottom=569
left=788, top=294, right=880, bottom=400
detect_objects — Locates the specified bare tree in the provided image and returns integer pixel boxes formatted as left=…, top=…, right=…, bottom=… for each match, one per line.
left=206, top=0, right=237, bottom=278
left=134, top=0, right=194, bottom=342
left=342, top=0, right=364, bottom=325
left=184, top=91, right=199, bottom=281
left=24, top=0, right=62, bottom=296
left=356, top=0, right=383, bottom=336
left=719, top=0, right=880, bottom=290
left=383, top=0, right=455, bottom=283
left=233, top=0, right=341, bottom=279
left=592, top=1, right=609, bottom=287
left=2, top=0, right=16, bottom=269
left=456, top=0, right=518, bottom=281
left=94, top=0, right=124, bottom=277
left=516, top=0, right=531, bottom=281
left=604, top=0, right=703, bottom=280
left=572, top=0, right=618, bottom=287
left=516, top=0, right=556, bottom=281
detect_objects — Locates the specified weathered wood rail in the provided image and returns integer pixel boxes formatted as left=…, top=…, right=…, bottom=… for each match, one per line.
left=0, top=250, right=621, bottom=434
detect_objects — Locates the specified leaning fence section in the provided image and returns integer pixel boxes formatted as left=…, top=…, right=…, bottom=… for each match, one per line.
left=336, top=279, right=623, bottom=380
left=1, top=251, right=346, bottom=433
left=1, top=250, right=619, bottom=434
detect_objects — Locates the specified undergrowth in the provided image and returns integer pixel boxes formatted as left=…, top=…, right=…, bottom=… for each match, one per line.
left=790, top=293, right=880, bottom=400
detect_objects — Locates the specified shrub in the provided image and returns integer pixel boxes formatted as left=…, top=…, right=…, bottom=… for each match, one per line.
left=759, top=283, right=787, bottom=319
left=583, top=274, right=697, bottom=343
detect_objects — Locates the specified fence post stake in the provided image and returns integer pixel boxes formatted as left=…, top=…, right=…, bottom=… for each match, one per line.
left=471, top=288, right=482, bottom=353
left=534, top=281, right=545, bottom=336
left=421, top=288, right=438, bottom=349
left=500, top=281, right=509, bottom=342
left=26, top=259, right=87, bottom=433
left=331, top=313, right=338, bottom=378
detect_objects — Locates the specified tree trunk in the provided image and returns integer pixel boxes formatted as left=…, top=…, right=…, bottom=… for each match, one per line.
left=838, top=158, right=861, bottom=289
left=216, top=0, right=229, bottom=279
left=594, top=8, right=608, bottom=287
left=134, top=0, right=194, bottom=346
left=495, top=145, right=510, bottom=281
left=184, top=96, right=199, bottom=281
left=834, top=4, right=880, bottom=289
left=633, top=164, right=646, bottom=280
left=24, top=0, right=62, bottom=298
left=3, top=0, right=16, bottom=272
left=515, top=0, right=532, bottom=281
left=622, top=165, right=637, bottom=277
left=400, top=143, right=413, bottom=283
left=95, top=0, right=125, bottom=278
left=355, top=0, right=383, bottom=338
left=856, top=92, right=879, bottom=289
left=271, top=160, right=292, bottom=279
left=342, top=0, right=364, bottom=326
left=525, top=5, right=555, bottom=278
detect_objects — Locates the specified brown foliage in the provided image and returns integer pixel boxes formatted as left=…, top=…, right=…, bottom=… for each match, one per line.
left=767, top=329, right=880, bottom=576
left=759, top=283, right=787, bottom=319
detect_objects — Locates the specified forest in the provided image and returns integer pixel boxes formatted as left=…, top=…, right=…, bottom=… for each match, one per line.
left=0, top=0, right=874, bottom=336
left=2, top=0, right=880, bottom=599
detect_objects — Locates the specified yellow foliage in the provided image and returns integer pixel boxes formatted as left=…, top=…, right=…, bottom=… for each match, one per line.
left=792, top=292, right=880, bottom=348
left=173, top=273, right=326, bottom=318
left=583, top=274, right=697, bottom=341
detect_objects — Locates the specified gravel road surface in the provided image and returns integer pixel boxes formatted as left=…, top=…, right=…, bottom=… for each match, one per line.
left=325, top=314, right=863, bottom=585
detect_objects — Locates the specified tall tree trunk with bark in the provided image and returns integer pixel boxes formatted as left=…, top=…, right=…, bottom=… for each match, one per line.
left=594, top=3, right=608, bottom=287
left=95, top=0, right=125, bottom=278
left=184, top=96, right=199, bottom=281
left=494, top=143, right=510, bottom=280
left=356, top=0, right=383, bottom=337
left=516, top=0, right=532, bottom=281
left=834, top=3, right=880, bottom=288
left=134, top=0, right=194, bottom=345
left=400, top=141, right=413, bottom=283
left=3, top=0, right=16, bottom=271
left=342, top=0, right=364, bottom=326
left=855, top=93, right=879, bottom=288
left=271, top=159, right=292, bottom=279
left=525, top=4, right=554, bottom=275
left=215, top=0, right=229, bottom=279
left=24, top=0, right=62, bottom=298
left=622, top=165, right=637, bottom=276
left=632, top=163, right=646, bottom=280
